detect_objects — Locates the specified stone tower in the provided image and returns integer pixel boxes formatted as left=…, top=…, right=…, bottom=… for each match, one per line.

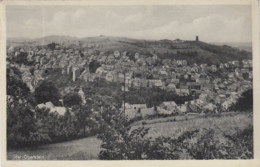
left=196, top=36, right=199, bottom=41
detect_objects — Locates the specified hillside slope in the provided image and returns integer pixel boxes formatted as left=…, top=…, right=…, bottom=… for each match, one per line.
left=7, top=35, right=252, bottom=65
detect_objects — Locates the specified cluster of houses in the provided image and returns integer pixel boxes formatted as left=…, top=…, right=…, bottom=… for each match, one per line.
left=7, top=44, right=253, bottom=116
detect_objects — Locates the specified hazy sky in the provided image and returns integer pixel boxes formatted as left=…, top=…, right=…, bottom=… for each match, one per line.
left=6, top=5, right=252, bottom=43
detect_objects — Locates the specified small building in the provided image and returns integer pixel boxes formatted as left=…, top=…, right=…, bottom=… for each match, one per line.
left=73, top=68, right=81, bottom=82
left=160, top=101, right=178, bottom=111
left=35, top=101, right=67, bottom=116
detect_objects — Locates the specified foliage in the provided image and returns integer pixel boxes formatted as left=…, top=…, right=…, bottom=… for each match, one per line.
left=14, top=52, right=28, bottom=65
left=7, top=67, right=30, bottom=103
left=89, top=60, right=101, bottom=73
left=34, top=80, right=61, bottom=105
left=126, top=87, right=192, bottom=107
left=63, top=92, right=82, bottom=107
left=47, top=42, right=57, bottom=50
left=98, top=118, right=253, bottom=160
left=7, top=104, right=51, bottom=147
left=230, top=89, right=253, bottom=111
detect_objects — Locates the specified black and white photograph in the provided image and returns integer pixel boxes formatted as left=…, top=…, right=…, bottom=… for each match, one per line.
left=3, top=1, right=258, bottom=162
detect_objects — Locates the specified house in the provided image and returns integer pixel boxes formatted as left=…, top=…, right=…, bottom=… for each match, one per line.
left=200, top=64, right=207, bottom=72
left=176, top=60, right=183, bottom=66
left=203, top=103, right=217, bottom=113
left=180, top=86, right=189, bottom=95
left=35, top=101, right=67, bottom=116
left=182, top=60, right=188, bottom=66
left=215, top=94, right=226, bottom=104
left=99, top=56, right=107, bottom=63
left=121, top=85, right=129, bottom=92
left=118, top=73, right=125, bottom=83
left=191, top=67, right=199, bottom=73
left=52, top=61, right=60, bottom=69
left=126, top=71, right=133, bottom=79
left=95, top=67, right=105, bottom=74
left=140, top=79, right=148, bottom=87
left=224, top=63, right=230, bottom=68
left=78, top=87, right=86, bottom=104
left=40, top=57, right=48, bottom=66
left=160, top=70, right=168, bottom=76
left=235, top=68, right=241, bottom=77
left=159, top=101, right=178, bottom=112
left=27, top=54, right=34, bottom=62
left=137, top=58, right=146, bottom=66
left=166, top=83, right=176, bottom=92
left=122, top=102, right=132, bottom=110
left=186, top=82, right=201, bottom=90
left=199, top=93, right=208, bottom=103
left=221, top=101, right=233, bottom=111
left=248, top=60, right=252, bottom=68
left=114, top=50, right=120, bottom=58
left=106, top=54, right=115, bottom=64
left=148, top=79, right=163, bottom=88
left=201, top=84, right=213, bottom=92
left=67, top=65, right=73, bottom=75
left=131, top=104, right=147, bottom=110
left=171, top=78, right=180, bottom=84
left=178, top=104, right=187, bottom=114
left=132, top=78, right=141, bottom=87
left=187, top=104, right=201, bottom=113
left=106, top=71, right=116, bottom=82
left=83, top=73, right=97, bottom=82
left=242, top=60, right=249, bottom=68
left=134, top=53, right=140, bottom=60
left=210, top=65, right=217, bottom=72
left=228, top=73, right=235, bottom=81
left=73, top=68, right=81, bottom=82
left=232, top=60, right=239, bottom=67
left=35, top=56, right=41, bottom=63
left=219, top=63, right=225, bottom=69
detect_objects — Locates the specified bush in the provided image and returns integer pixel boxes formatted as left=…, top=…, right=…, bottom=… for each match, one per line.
left=98, top=117, right=253, bottom=160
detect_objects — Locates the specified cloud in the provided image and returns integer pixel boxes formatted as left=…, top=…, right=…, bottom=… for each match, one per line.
left=120, top=14, right=251, bottom=42
left=7, top=6, right=252, bottom=42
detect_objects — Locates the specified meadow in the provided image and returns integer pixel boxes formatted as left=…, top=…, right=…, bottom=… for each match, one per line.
left=7, top=112, right=253, bottom=160
left=131, top=112, right=253, bottom=139
left=7, top=136, right=102, bottom=160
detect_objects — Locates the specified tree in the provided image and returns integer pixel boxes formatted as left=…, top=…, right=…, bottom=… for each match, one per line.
left=89, top=60, right=101, bottom=73
left=63, top=93, right=82, bottom=108
left=7, top=105, right=51, bottom=147
left=14, top=52, right=28, bottom=65
left=7, top=67, right=31, bottom=106
left=232, top=89, right=253, bottom=111
left=47, top=42, right=57, bottom=50
left=34, top=80, right=61, bottom=105
left=74, top=104, right=94, bottom=136
left=30, top=67, right=34, bottom=76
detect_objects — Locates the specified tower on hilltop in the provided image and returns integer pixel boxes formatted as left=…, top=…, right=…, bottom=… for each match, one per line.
left=196, top=36, right=199, bottom=41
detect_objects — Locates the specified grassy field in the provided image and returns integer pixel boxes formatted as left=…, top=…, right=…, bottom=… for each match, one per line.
left=7, top=112, right=252, bottom=160
left=131, top=112, right=253, bottom=139
left=7, top=136, right=102, bottom=160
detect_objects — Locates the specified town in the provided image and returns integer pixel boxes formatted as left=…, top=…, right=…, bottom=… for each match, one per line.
left=7, top=36, right=253, bottom=120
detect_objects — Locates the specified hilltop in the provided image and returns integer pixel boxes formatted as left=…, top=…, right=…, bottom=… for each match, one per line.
left=7, top=35, right=252, bottom=65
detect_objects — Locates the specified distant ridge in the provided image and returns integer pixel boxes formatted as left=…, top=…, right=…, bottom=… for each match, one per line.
left=210, top=42, right=252, bottom=52
left=7, top=35, right=252, bottom=65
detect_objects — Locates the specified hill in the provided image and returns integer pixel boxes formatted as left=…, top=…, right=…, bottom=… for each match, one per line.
left=211, top=42, right=252, bottom=52
left=7, top=35, right=252, bottom=65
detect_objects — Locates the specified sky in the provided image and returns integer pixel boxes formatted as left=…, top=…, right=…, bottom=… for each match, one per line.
left=6, top=5, right=252, bottom=43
